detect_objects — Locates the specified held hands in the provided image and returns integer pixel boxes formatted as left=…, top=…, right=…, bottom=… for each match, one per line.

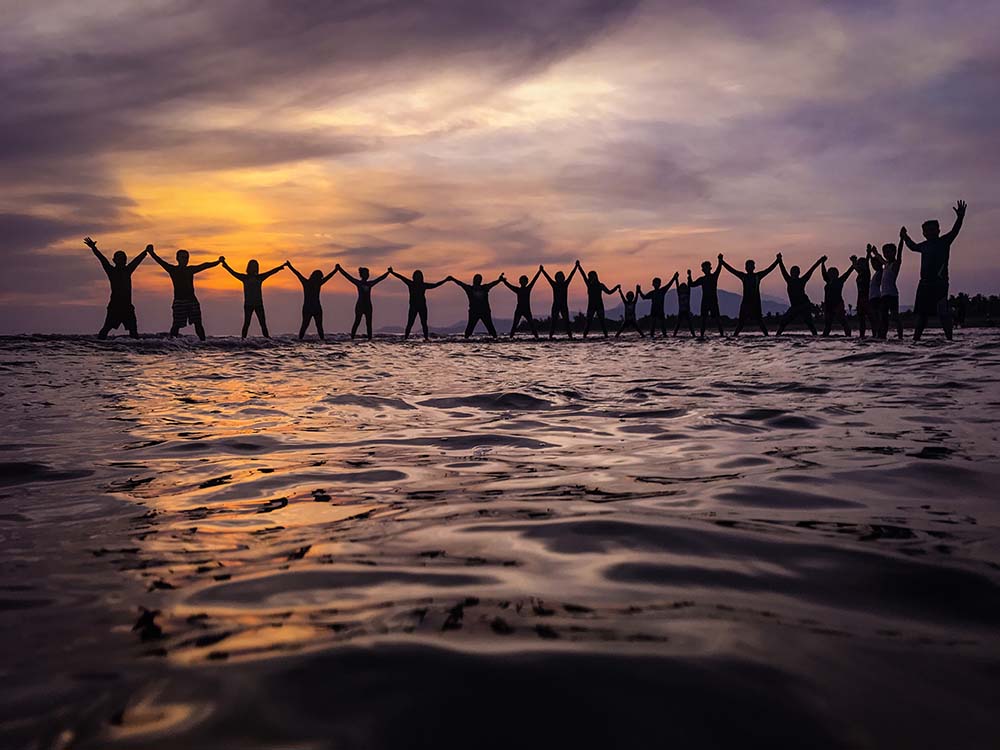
left=776, top=252, right=782, bottom=261
left=900, top=226, right=908, bottom=239
left=388, top=266, right=393, bottom=273
left=718, top=253, right=724, bottom=261
left=218, top=256, right=225, bottom=262
left=145, top=244, right=154, bottom=252
left=954, top=199, right=967, bottom=217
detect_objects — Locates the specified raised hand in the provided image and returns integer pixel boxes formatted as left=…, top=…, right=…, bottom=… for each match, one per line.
left=84, top=236, right=97, bottom=249
left=718, top=253, right=724, bottom=261
left=900, top=226, right=908, bottom=239
left=776, top=252, right=782, bottom=261
left=388, top=266, right=393, bottom=273
left=219, top=256, right=225, bottom=262
left=821, top=255, right=828, bottom=262
left=955, top=199, right=967, bottom=217
left=145, top=244, right=154, bottom=252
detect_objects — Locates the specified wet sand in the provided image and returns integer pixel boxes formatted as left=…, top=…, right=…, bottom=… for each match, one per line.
left=2, top=332, right=1000, bottom=749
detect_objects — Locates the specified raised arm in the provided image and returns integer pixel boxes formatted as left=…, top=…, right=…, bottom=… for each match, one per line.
left=713, top=255, right=723, bottom=278
left=369, top=269, right=391, bottom=286
left=666, top=272, right=679, bottom=291
left=321, top=268, right=338, bottom=284
left=603, top=283, right=620, bottom=295
left=802, top=255, right=825, bottom=282
left=528, top=266, right=542, bottom=289
left=485, top=274, right=506, bottom=290
left=147, top=246, right=172, bottom=271
left=286, top=261, right=306, bottom=283
left=777, top=254, right=790, bottom=282
left=259, top=263, right=286, bottom=280
left=540, top=266, right=555, bottom=284
left=759, top=255, right=781, bottom=278
left=838, top=264, right=856, bottom=283
left=84, top=237, right=112, bottom=272
left=447, top=276, right=471, bottom=291
left=618, top=286, right=627, bottom=303
left=687, top=269, right=701, bottom=287
left=191, top=256, right=224, bottom=274
left=943, top=199, right=967, bottom=242
left=501, top=277, right=518, bottom=292
left=220, top=258, right=246, bottom=281
left=899, top=227, right=920, bottom=253
left=425, top=278, right=449, bottom=289
left=895, top=235, right=904, bottom=270
left=719, top=258, right=744, bottom=279
left=126, top=245, right=151, bottom=273
left=389, top=269, right=412, bottom=286
left=336, top=264, right=359, bottom=285
left=575, top=260, right=588, bottom=282
left=567, top=263, right=580, bottom=283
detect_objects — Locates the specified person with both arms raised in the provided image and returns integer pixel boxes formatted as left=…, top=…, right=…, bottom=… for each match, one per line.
left=502, top=266, right=543, bottom=339
left=335, top=264, right=390, bottom=341
left=641, top=272, right=678, bottom=338
left=688, top=255, right=725, bottom=338
left=577, top=260, right=619, bottom=338
left=148, top=245, right=223, bottom=341
left=388, top=268, right=449, bottom=340
left=448, top=272, right=505, bottom=339
left=901, top=200, right=966, bottom=341
left=775, top=253, right=824, bottom=336
left=287, top=261, right=336, bottom=340
left=84, top=236, right=150, bottom=339
left=221, top=257, right=286, bottom=338
left=720, top=253, right=781, bottom=336
left=540, top=263, right=579, bottom=338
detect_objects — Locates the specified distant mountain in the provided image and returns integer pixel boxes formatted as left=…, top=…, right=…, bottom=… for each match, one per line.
left=379, top=289, right=789, bottom=334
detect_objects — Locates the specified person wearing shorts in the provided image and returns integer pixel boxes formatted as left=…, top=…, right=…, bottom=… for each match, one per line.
left=901, top=200, right=966, bottom=341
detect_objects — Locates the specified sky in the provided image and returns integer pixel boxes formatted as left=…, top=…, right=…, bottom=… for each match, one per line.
left=2, top=0, right=999, bottom=334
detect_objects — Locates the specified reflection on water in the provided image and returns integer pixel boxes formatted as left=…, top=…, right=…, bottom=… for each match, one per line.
left=2, top=333, right=1000, bottom=749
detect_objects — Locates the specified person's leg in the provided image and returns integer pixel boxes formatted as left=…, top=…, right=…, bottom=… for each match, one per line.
left=242, top=307, right=252, bottom=338
left=891, top=298, right=903, bottom=339
left=299, top=311, right=310, bottom=340
left=687, top=314, right=696, bottom=337
left=549, top=307, right=558, bottom=338
left=194, top=322, right=206, bottom=341
left=635, top=321, right=645, bottom=338
left=365, top=308, right=373, bottom=340
left=758, top=314, right=769, bottom=336
left=598, top=309, right=608, bottom=337
left=350, top=308, right=362, bottom=339
left=584, top=307, right=595, bottom=337
left=562, top=306, right=573, bottom=338
left=98, top=309, right=115, bottom=339
left=857, top=302, right=868, bottom=338
left=464, top=313, right=477, bottom=339
left=823, top=310, right=833, bottom=336
left=528, top=313, right=539, bottom=338
left=315, top=310, right=325, bottom=340
left=257, top=306, right=270, bottom=338
left=913, top=313, right=927, bottom=341
left=699, top=309, right=707, bottom=338
left=509, top=312, right=521, bottom=338
left=805, top=313, right=817, bottom=336
left=673, top=315, right=681, bottom=336
left=776, top=312, right=790, bottom=336
left=841, top=313, right=851, bottom=336
left=419, top=308, right=429, bottom=340
left=484, top=313, right=498, bottom=339
left=938, top=297, right=954, bottom=340
left=404, top=307, right=417, bottom=339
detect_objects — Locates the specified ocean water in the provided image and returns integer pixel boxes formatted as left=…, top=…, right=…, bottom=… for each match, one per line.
left=2, top=332, right=999, bottom=749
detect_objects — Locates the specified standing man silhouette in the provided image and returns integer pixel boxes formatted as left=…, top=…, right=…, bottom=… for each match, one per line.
left=720, top=254, right=781, bottom=336
left=641, top=273, right=678, bottom=338
left=775, top=254, right=824, bottom=336
left=85, top=237, right=149, bottom=339
left=540, top=263, right=579, bottom=338
left=221, top=258, right=285, bottom=338
left=388, top=269, right=449, bottom=340
left=502, top=267, right=543, bottom=338
left=689, top=255, right=725, bottom=337
left=148, top=247, right=223, bottom=341
left=902, top=200, right=966, bottom=341
left=449, top=273, right=505, bottom=339
left=336, top=265, right=390, bottom=340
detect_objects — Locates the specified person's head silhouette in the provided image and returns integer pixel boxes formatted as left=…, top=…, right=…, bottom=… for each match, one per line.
left=359, top=267, right=370, bottom=280
left=921, top=219, right=940, bottom=240
left=789, top=265, right=801, bottom=278
left=310, top=270, right=323, bottom=282
left=247, top=259, right=259, bottom=275
left=652, top=277, right=662, bottom=289
left=745, top=259, right=756, bottom=272
left=625, top=290, right=635, bottom=302
left=519, top=275, right=529, bottom=287
left=701, top=261, right=712, bottom=274
left=854, top=255, right=869, bottom=270
left=413, top=269, right=424, bottom=283
left=176, top=249, right=190, bottom=267
left=555, top=271, right=565, bottom=282
left=112, top=251, right=127, bottom=267
left=678, top=281, right=689, bottom=292
left=882, top=243, right=896, bottom=261
left=587, top=270, right=598, bottom=282
left=473, top=273, right=483, bottom=286
left=826, top=266, right=840, bottom=281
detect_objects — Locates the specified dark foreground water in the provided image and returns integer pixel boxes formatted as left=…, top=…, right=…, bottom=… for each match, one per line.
left=2, top=332, right=999, bottom=749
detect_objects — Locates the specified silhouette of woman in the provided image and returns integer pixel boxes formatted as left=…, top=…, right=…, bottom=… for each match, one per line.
left=577, top=261, right=619, bottom=337
left=775, top=254, right=824, bottom=336
left=820, top=258, right=855, bottom=336
left=720, top=254, right=780, bottom=336
left=335, top=265, right=390, bottom=340
left=287, top=261, right=336, bottom=340
left=689, top=255, right=725, bottom=337
left=641, top=273, right=678, bottom=338
left=540, top=263, right=579, bottom=338
left=389, top=268, right=449, bottom=340
left=616, top=284, right=645, bottom=337
left=674, top=279, right=697, bottom=337
left=221, top=258, right=285, bottom=338
left=879, top=236, right=905, bottom=339
left=84, top=236, right=149, bottom=339
left=851, top=253, right=873, bottom=338
left=867, top=244, right=885, bottom=339
left=502, top=267, right=543, bottom=338
left=449, top=273, right=505, bottom=339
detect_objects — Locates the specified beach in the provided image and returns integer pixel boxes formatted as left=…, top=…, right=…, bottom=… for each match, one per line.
left=2, top=332, right=1000, bottom=749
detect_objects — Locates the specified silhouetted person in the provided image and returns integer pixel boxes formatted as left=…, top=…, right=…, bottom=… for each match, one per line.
left=640, top=273, right=678, bottom=338
left=852, top=253, right=873, bottom=338
left=615, top=285, right=645, bottom=338
left=689, top=255, right=725, bottom=337
left=720, top=254, right=780, bottom=335
left=541, top=263, right=579, bottom=338
left=85, top=236, right=149, bottom=339
left=879, top=237, right=905, bottom=339
left=148, top=246, right=222, bottom=341
left=336, top=265, right=390, bottom=340
left=775, top=253, right=824, bottom=336
left=902, top=199, right=966, bottom=341
left=674, top=279, right=696, bottom=337
left=389, top=269, right=448, bottom=340
left=577, top=261, right=619, bottom=338
left=867, top=244, right=885, bottom=338
left=287, top=262, right=336, bottom=339
left=820, top=258, right=854, bottom=336
left=221, top=258, right=285, bottom=338
left=449, top=273, right=504, bottom=339
left=502, top=267, right=542, bottom=338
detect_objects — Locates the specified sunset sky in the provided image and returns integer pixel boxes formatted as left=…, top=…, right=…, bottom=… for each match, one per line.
left=3, top=0, right=998, bottom=334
